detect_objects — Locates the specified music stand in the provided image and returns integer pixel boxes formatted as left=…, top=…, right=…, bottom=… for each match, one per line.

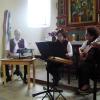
left=47, top=41, right=67, bottom=58
left=32, top=42, right=66, bottom=100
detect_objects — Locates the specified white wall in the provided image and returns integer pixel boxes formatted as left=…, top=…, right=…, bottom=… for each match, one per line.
left=0, top=0, right=58, bottom=56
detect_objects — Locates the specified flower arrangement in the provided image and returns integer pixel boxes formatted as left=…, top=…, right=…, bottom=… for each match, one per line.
left=48, top=29, right=65, bottom=41
left=48, top=31, right=57, bottom=37
left=48, top=31, right=57, bottom=41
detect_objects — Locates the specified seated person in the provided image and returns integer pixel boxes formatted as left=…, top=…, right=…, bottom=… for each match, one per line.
left=78, top=27, right=100, bottom=93
left=47, top=29, right=73, bottom=86
left=5, top=29, right=28, bottom=83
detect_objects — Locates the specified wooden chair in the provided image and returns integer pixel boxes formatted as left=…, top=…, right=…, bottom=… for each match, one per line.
left=81, top=63, right=100, bottom=100
left=48, top=56, right=73, bottom=84
left=90, top=63, right=100, bottom=100
left=62, top=44, right=80, bottom=84
left=92, top=64, right=98, bottom=100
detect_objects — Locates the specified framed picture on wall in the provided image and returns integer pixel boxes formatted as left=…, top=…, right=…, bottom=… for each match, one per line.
left=68, top=0, right=96, bottom=25
left=97, top=0, right=100, bottom=12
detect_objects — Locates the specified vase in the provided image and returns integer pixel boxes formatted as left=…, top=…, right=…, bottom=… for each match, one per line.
left=52, top=36, right=56, bottom=42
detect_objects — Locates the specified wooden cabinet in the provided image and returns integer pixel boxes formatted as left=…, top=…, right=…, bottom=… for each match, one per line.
left=97, top=0, right=100, bottom=13
left=57, top=0, right=100, bottom=30
left=57, top=0, right=67, bottom=29
left=58, top=0, right=66, bottom=16
left=97, top=0, right=100, bottom=24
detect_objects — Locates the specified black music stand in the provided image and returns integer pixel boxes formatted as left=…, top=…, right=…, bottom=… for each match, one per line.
left=32, top=42, right=66, bottom=100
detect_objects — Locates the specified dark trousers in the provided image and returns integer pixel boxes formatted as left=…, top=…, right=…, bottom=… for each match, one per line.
left=78, top=48, right=100, bottom=89
left=78, top=61, right=95, bottom=88
left=15, top=65, right=27, bottom=79
left=6, top=65, right=11, bottom=78
left=6, top=64, right=27, bottom=79
left=47, top=61, right=63, bottom=84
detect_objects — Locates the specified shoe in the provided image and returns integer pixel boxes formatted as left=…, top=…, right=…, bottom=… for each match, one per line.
left=14, top=70, right=23, bottom=80
left=3, top=77, right=11, bottom=84
left=77, top=88, right=92, bottom=95
left=23, top=79, right=27, bottom=84
left=14, top=70, right=22, bottom=76
left=52, top=78, right=59, bottom=86
left=6, top=77, right=11, bottom=82
left=80, top=84, right=90, bottom=91
left=23, top=78, right=27, bottom=84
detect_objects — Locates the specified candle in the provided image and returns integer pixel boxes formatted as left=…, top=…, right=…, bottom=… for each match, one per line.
left=72, top=34, right=76, bottom=41
left=98, top=14, right=100, bottom=23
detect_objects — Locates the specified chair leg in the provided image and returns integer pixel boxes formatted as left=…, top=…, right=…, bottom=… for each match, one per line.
left=11, top=65, right=13, bottom=80
left=93, top=79, right=97, bottom=100
left=67, top=70, right=70, bottom=84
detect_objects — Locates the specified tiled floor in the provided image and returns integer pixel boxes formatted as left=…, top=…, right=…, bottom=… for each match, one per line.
left=0, top=80, right=100, bottom=100
left=34, top=61, right=100, bottom=100
left=0, top=59, right=100, bottom=100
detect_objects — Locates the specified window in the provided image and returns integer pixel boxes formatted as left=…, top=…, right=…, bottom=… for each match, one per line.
left=27, top=0, right=51, bottom=28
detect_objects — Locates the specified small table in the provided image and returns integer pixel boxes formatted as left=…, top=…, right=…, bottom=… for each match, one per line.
left=0, top=58, right=36, bottom=89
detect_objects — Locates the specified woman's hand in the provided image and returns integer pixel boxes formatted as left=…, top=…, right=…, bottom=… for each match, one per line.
left=80, top=51, right=87, bottom=60
left=65, top=53, right=71, bottom=59
left=91, top=42, right=100, bottom=48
